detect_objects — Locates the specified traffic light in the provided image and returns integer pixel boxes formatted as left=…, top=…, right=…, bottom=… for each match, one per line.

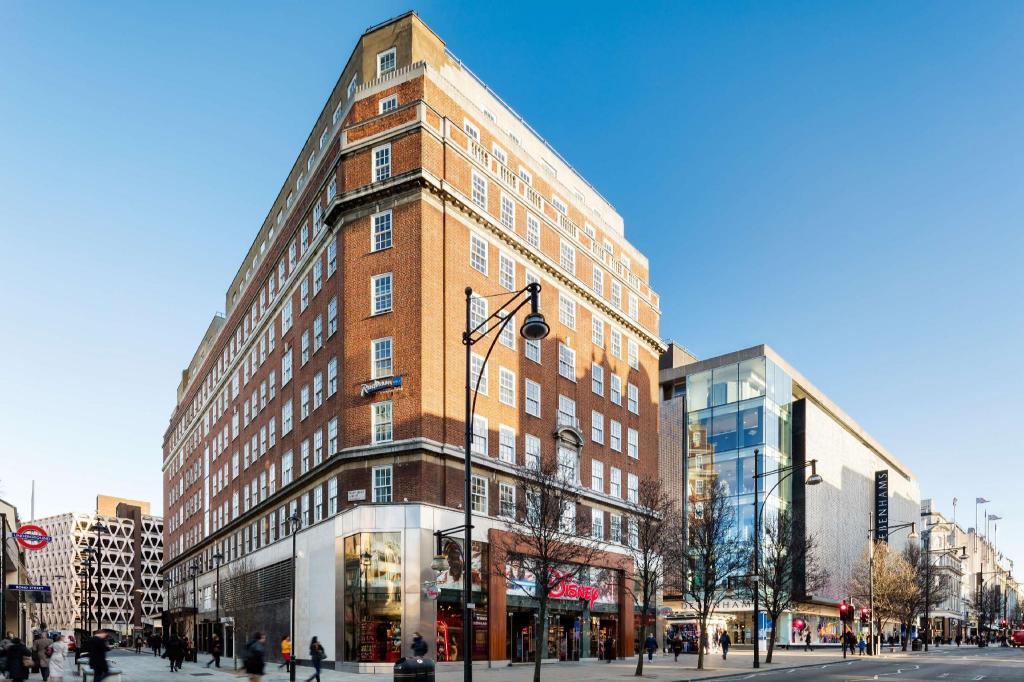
left=860, top=607, right=869, bottom=626
left=839, top=601, right=851, bottom=622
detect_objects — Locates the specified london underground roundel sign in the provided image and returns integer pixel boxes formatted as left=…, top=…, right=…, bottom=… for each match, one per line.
left=13, top=524, right=51, bottom=550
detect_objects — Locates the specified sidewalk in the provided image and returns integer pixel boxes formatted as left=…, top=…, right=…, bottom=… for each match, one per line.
left=104, top=647, right=870, bottom=682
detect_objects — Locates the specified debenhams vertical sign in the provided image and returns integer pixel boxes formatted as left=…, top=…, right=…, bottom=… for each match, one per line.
left=875, top=470, right=889, bottom=543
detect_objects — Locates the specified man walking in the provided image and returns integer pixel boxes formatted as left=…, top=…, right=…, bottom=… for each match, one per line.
left=85, top=631, right=111, bottom=682
left=32, top=630, right=53, bottom=681
left=243, top=632, right=267, bottom=682
left=719, top=630, right=731, bottom=660
left=804, top=632, right=812, bottom=651
left=644, top=633, right=657, bottom=661
left=205, top=634, right=222, bottom=668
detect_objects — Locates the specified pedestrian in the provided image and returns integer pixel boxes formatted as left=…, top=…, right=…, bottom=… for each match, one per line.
left=3, top=637, right=32, bottom=682
left=279, top=635, right=292, bottom=670
left=604, top=634, right=615, bottom=663
left=804, top=631, right=812, bottom=651
left=411, top=632, right=428, bottom=657
left=243, top=632, right=267, bottom=682
left=134, top=636, right=143, bottom=654
left=49, top=634, right=68, bottom=682
left=306, top=636, right=325, bottom=682
left=152, top=633, right=162, bottom=657
left=85, top=631, right=111, bottom=682
left=858, top=636, right=866, bottom=655
left=164, top=634, right=182, bottom=672
left=719, top=630, right=731, bottom=660
left=955, top=633, right=962, bottom=647
left=672, top=635, right=682, bottom=662
left=700, top=631, right=709, bottom=657
left=32, top=629, right=53, bottom=681
left=205, top=634, right=222, bottom=668
left=644, top=633, right=657, bottom=661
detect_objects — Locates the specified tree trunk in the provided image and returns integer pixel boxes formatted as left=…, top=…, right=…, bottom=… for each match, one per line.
left=533, top=600, right=547, bottom=682
left=634, top=617, right=646, bottom=676
left=901, top=622, right=909, bottom=651
left=765, top=620, right=777, bottom=663
left=696, top=617, right=705, bottom=670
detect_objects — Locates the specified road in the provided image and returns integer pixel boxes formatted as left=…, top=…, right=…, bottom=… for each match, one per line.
left=711, top=646, right=1024, bottom=682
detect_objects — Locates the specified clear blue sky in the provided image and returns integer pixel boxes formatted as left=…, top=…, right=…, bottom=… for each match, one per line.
left=1, top=3, right=1021, bottom=563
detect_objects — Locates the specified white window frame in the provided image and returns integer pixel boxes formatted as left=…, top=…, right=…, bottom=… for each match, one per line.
left=373, top=143, right=391, bottom=182
left=372, top=273, right=393, bottom=314
left=470, top=232, right=488, bottom=274
left=372, top=337, right=394, bottom=379
left=524, top=379, right=541, bottom=417
left=372, top=210, right=393, bottom=252
left=376, top=47, right=397, bottom=77
left=379, top=94, right=398, bottom=114
left=372, top=400, right=393, bottom=444
left=372, top=465, right=393, bottom=502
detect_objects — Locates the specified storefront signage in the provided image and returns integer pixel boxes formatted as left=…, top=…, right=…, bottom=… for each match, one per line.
left=348, top=489, right=367, bottom=501
left=7, top=584, right=50, bottom=592
left=547, top=570, right=602, bottom=608
left=12, top=524, right=51, bottom=549
left=360, top=375, right=403, bottom=397
left=506, top=563, right=617, bottom=608
left=875, top=470, right=889, bottom=543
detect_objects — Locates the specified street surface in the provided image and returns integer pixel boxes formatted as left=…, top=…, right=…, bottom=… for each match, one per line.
left=98, top=645, right=1024, bottom=682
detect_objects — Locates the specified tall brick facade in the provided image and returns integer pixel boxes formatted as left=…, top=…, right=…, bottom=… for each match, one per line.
left=161, top=12, right=662, bottom=668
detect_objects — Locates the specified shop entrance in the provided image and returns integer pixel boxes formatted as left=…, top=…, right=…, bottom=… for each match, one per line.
left=548, top=614, right=582, bottom=661
left=591, top=616, right=618, bottom=658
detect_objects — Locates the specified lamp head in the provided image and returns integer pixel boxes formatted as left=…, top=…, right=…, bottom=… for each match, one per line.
left=908, top=522, right=919, bottom=540
left=805, top=459, right=823, bottom=486
left=430, top=554, right=450, bottom=574
left=520, top=312, right=549, bottom=340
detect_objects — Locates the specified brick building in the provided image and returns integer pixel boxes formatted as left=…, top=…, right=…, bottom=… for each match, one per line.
left=161, top=12, right=662, bottom=670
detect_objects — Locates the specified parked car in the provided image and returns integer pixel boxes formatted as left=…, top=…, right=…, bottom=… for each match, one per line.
left=1010, top=630, right=1024, bottom=647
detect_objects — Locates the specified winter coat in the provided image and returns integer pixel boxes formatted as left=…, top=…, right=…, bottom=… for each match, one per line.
left=32, top=635, right=53, bottom=667
left=244, top=639, right=266, bottom=674
left=5, top=640, right=33, bottom=681
left=644, top=635, right=657, bottom=652
left=411, top=636, right=428, bottom=657
left=49, top=641, right=68, bottom=677
left=85, top=635, right=110, bottom=672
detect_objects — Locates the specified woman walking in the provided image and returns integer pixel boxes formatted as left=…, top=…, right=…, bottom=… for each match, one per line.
left=49, top=634, right=69, bottom=682
left=3, top=637, right=32, bottom=682
left=306, top=636, right=325, bottom=682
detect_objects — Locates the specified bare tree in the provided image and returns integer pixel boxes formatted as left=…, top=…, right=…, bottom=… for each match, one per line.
left=621, top=478, right=681, bottom=676
left=755, top=509, right=824, bottom=662
left=496, top=454, right=603, bottom=682
left=851, top=540, right=912, bottom=649
left=221, top=556, right=258, bottom=668
left=679, top=474, right=750, bottom=671
left=973, top=584, right=1003, bottom=641
left=894, top=542, right=944, bottom=649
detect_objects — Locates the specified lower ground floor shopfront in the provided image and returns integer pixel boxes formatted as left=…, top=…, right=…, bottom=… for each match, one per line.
left=661, top=600, right=848, bottom=649
left=183, top=502, right=635, bottom=672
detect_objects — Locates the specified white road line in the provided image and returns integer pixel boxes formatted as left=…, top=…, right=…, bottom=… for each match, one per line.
left=973, top=676, right=985, bottom=680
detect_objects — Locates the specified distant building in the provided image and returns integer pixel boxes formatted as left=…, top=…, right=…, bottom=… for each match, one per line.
left=1, top=497, right=28, bottom=639
left=24, top=496, right=163, bottom=636
left=660, top=343, right=921, bottom=645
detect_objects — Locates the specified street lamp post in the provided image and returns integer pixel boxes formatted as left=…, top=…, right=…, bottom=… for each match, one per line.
left=750, top=452, right=823, bottom=669
left=92, top=522, right=109, bottom=632
left=867, top=519, right=917, bottom=654
left=289, top=512, right=301, bottom=682
left=213, top=552, right=224, bottom=651
left=461, top=282, right=548, bottom=682
left=189, top=561, right=199, bottom=662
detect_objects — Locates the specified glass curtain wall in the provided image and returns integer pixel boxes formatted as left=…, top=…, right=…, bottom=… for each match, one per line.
left=343, top=532, right=403, bottom=663
left=686, top=357, right=793, bottom=543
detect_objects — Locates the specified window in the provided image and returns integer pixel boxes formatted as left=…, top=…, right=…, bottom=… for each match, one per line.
left=558, top=294, right=575, bottom=329
left=372, top=273, right=392, bottom=314
left=559, top=502, right=576, bottom=533
left=328, top=478, right=338, bottom=515
left=558, top=343, right=576, bottom=381
left=347, top=74, right=358, bottom=99
left=628, top=293, right=639, bottom=321
left=498, top=425, right=516, bottom=463
left=610, top=420, right=622, bottom=452
left=592, top=318, right=604, bottom=348
left=591, top=411, right=604, bottom=444
left=372, top=210, right=393, bottom=251
left=327, top=417, right=338, bottom=455
left=525, top=434, right=540, bottom=469
left=526, top=491, right=540, bottom=525
left=491, top=143, right=508, bottom=165
left=471, top=170, right=487, bottom=209
left=469, top=294, right=487, bottom=332
left=559, top=240, right=576, bottom=274
left=300, top=385, right=310, bottom=420
left=327, top=239, right=337, bottom=276
left=372, top=465, right=393, bottom=502
left=610, top=467, right=622, bottom=498
left=314, top=487, right=324, bottom=522
left=606, top=513, right=620, bottom=543
left=327, top=297, right=338, bottom=337
left=499, top=482, right=516, bottom=518
left=332, top=104, right=342, bottom=126
left=377, top=47, right=396, bottom=76
left=282, top=400, right=293, bottom=435
left=471, top=475, right=488, bottom=513
left=551, top=195, right=567, bottom=215
left=525, top=336, right=540, bottom=364
left=313, top=373, right=323, bottom=410
left=628, top=519, right=639, bottom=548
left=519, top=167, right=532, bottom=185
left=628, top=383, right=639, bottom=414
left=379, top=94, right=398, bottom=114
left=372, top=337, right=393, bottom=378
left=319, top=128, right=328, bottom=150
left=472, top=415, right=488, bottom=455
left=313, top=315, right=323, bottom=351
left=498, top=312, right=515, bottom=349
left=627, top=428, right=639, bottom=459
left=610, top=374, right=622, bottom=406
left=611, top=329, right=622, bottom=359
left=524, top=379, right=541, bottom=417
left=611, top=281, right=622, bottom=309
left=464, top=119, right=480, bottom=141
left=282, top=451, right=293, bottom=485
left=373, top=143, right=391, bottom=181
left=628, top=339, right=639, bottom=370
left=301, top=330, right=310, bottom=365
left=281, top=299, right=293, bottom=333
left=322, top=358, right=336, bottom=398
left=592, top=266, right=603, bottom=295
left=470, top=352, right=488, bottom=395
left=591, top=509, right=604, bottom=540
left=499, top=367, right=515, bottom=406
left=469, top=233, right=488, bottom=274
left=591, top=459, right=604, bottom=493
left=500, top=193, right=515, bottom=229
left=232, top=452, right=240, bottom=479
left=499, top=252, right=515, bottom=290
left=327, top=177, right=337, bottom=201
left=526, top=213, right=540, bottom=248
left=627, top=473, right=639, bottom=503
left=313, top=429, right=324, bottom=466
left=592, top=363, right=604, bottom=396
left=372, top=401, right=393, bottom=443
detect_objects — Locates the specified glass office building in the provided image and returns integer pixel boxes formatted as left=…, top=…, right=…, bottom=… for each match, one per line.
left=685, top=355, right=793, bottom=542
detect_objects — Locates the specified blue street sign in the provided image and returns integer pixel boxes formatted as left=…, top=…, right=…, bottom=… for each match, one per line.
left=7, top=584, right=51, bottom=592
left=11, top=531, right=53, bottom=542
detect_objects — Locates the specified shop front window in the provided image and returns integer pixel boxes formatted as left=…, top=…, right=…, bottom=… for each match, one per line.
left=435, top=539, right=488, bottom=662
left=343, top=532, right=402, bottom=663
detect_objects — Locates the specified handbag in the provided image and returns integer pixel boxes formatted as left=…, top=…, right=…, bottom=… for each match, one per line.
left=24, top=655, right=34, bottom=668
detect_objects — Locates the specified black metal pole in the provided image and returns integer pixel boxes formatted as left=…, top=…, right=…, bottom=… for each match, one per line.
left=96, top=542, right=103, bottom=631
left=291, top=518, right=298, bottom=682
left=924, top=531, right=930, bottom=652
left=463, top=286, right=474, bottom=682
left=0, top=512, right=7, bottom=634
left=752, top=447, right=760, bottom=669
left=193, top=565, right=198, bottom=661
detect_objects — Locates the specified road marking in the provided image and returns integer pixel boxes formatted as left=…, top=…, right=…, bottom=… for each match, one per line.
left=973, top=677, right=985, bottom=680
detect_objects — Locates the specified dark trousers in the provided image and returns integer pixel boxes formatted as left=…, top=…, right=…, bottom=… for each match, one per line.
left=722, top=645, right=729, bottom=660
left=207, top=654, right=221, bottom=667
